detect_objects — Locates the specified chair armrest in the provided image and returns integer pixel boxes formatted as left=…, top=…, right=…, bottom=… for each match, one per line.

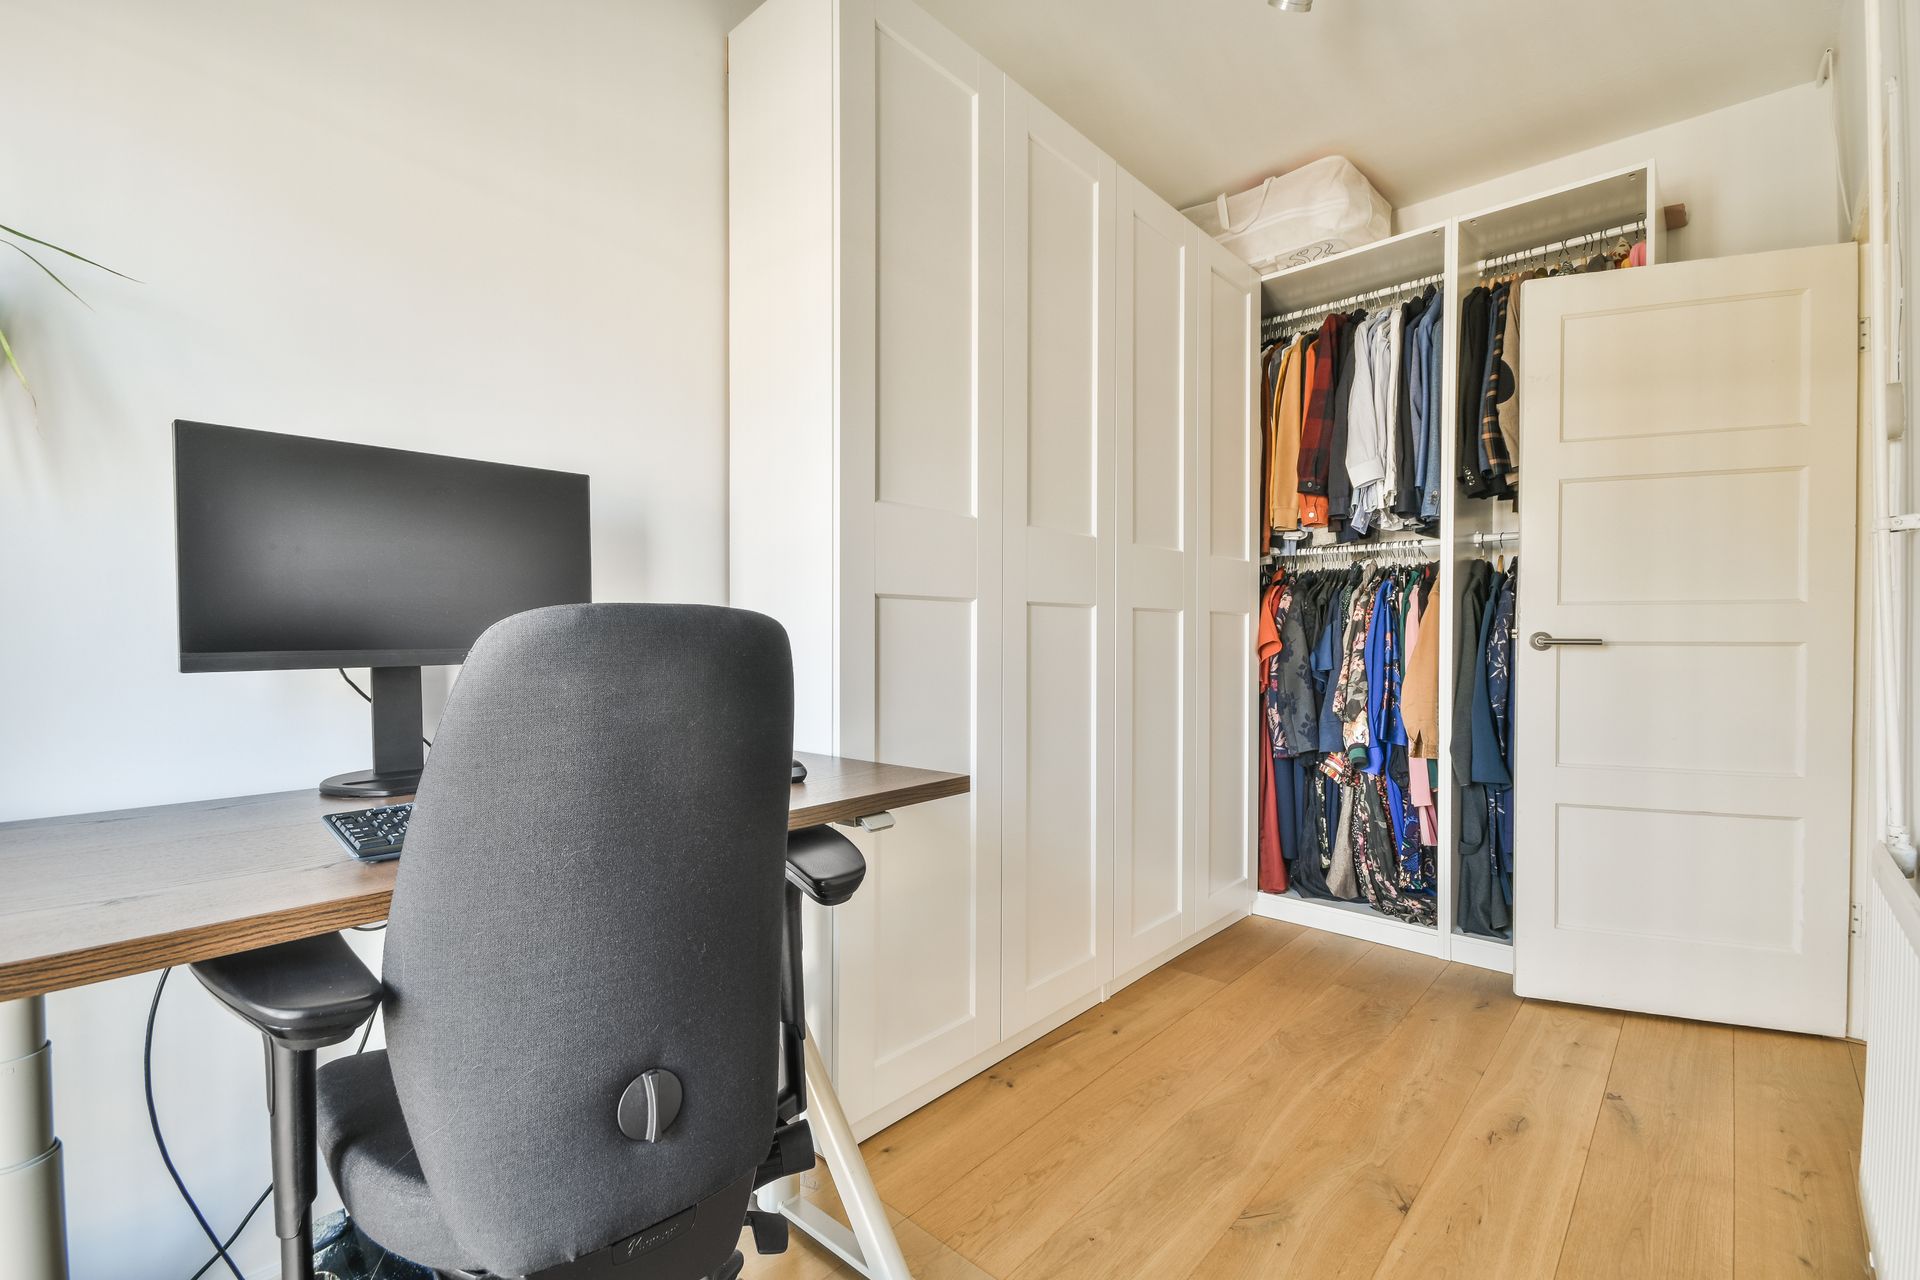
left=786, top=825, right=867, bottom=906
left=190, top=932, right=383, bottom=1049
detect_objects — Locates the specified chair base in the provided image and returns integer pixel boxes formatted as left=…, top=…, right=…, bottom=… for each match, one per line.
left=755, top=1036, right=912, bottom=1280
left=433, top=1260, right=741, bottom=1280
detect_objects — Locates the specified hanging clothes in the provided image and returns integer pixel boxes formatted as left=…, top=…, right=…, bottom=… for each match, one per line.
left=1454, top=556, right=1518, bottom=938
left=1261, top=286, right=1443, bottom=549
left=1256, top=556, right=1439, bottom=927
left=1476, top=284, right=1517, bottom=493
left=1455, top=231, right=1645, bottom=506
left=1294, top=313, right=1346, bottom=530
left=1455, top=286, right=1493, bottom=498
left=1262, top=336, right=1305, bottom=538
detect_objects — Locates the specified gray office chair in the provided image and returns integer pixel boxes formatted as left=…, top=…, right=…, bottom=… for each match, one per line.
left=190, top=604, right=864, bottom=1280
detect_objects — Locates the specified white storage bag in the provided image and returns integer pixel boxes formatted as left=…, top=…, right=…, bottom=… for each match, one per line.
left=1183, top=156, right=1391, bottom=271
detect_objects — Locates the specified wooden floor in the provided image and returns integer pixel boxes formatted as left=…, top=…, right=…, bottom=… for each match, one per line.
left=740, top=917, right=1871, bottom=1280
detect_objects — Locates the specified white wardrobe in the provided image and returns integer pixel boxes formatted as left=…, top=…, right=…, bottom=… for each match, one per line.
left=729, top=0, right=1257, bottom=1133
left=729, top=0, right=1865, bottom=1133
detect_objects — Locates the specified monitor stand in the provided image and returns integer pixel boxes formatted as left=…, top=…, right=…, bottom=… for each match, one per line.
left=321, top=666, right=426, bottom=798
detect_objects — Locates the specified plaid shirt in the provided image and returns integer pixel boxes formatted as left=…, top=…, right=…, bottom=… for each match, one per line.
left=1478, top=284, right=1516, bottom=487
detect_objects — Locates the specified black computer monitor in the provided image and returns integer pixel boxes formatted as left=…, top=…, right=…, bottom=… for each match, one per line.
left=173, top=420, right=591, bottom=796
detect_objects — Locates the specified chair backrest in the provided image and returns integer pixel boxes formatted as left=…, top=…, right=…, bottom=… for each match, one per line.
left=381, top=604, right=794, bottom=1275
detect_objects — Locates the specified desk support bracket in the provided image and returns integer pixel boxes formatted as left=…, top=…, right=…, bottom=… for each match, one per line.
left=756, top=1033, right=911, bottom=1280
left=0, top=996, right=68, bottom=1280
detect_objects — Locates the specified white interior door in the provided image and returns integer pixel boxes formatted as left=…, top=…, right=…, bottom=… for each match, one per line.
left=832, top=0, right=1004, bottom=1119
left=1191, top=233, right=1261, bottom=934
left=1512, top=243, right=1858, bottom=1036
left=1000, top=85, right=1115, bottom=1036
left=1113, top=173, right=1197, bottom=977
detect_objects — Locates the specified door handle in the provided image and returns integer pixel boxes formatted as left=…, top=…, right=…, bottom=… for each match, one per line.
left=1528, top=632, right=1604, bottom=651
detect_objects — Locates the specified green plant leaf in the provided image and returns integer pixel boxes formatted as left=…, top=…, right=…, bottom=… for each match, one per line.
left=0, top=322, right=36, bottom=406
left=0, top=238, right=92, bottom=310
left=0, top=223, right=139, bottom=282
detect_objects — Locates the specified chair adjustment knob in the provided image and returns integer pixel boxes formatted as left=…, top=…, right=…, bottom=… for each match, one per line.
left=618, top=1068, right=683, bottom=1142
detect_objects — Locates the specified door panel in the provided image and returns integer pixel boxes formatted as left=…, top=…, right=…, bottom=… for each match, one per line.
left=1114, top=174, right=1196, bottom=974
left=1193, top=234, right=1261, bottom=932
left=1001, top=84, right=1115, bottom=1035
left=833, top=0, right=1003, bottom=1121
left=1512, top=244, right=1857, bottom=1036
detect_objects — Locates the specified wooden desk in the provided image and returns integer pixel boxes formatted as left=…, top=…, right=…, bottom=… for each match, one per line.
left=0, top=753, right=966, bottom=1280
left=0, top=752, right=968, bottom=1004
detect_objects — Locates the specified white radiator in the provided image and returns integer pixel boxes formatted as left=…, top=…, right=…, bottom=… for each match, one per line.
left=1864, top=851, right=1920, bottom=1280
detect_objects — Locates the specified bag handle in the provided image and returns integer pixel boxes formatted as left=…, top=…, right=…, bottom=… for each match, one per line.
left=1216, top=178, right=1277, bottom=235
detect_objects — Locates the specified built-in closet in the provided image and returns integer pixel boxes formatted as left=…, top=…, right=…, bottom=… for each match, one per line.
left=1251, top=168, right=1669, bottom=976
left=730, top=0, right=1865, bottom=1134
left=729, top=0, right=1258, bottom=1135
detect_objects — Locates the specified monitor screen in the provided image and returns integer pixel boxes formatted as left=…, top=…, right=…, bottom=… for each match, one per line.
left=174, top=421, right=591, bottom=671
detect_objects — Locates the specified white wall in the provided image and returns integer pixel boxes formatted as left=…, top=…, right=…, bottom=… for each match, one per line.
left=1397, top=81, right=1848, bottom=260
left=0, top=0, right=755, bottom=1274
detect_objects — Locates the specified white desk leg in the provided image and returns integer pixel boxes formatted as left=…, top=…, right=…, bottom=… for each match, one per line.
left=0, top=997, right=68, bottom=1280
left=759, top=1035, right=912, bottom=1280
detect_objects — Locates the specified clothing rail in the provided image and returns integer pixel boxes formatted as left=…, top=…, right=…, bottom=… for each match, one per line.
left=1469, top=530, right=1519, bottom=549
left=1265, top=273, right=1445, bottom=331
left=1473, top=219, right=1646, bottom=274
left=1270, top=536, right=1441, bottom=563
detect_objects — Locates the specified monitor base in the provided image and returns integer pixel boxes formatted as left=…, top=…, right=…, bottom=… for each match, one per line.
left=320, top=768, right=424, bottom=799
left=322, top=666, right=426, bottom=799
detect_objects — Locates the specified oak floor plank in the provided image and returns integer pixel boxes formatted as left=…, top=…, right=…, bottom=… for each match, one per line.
left=1554, top=1015, right=1735, bottom=1280
left=1164, top=914, right=1302, bottom=985
left=1370, top=1002, right=1623, bottom=1280
left=744, top=920, right=1868, bottom=1280
left=738, top=1211, right=995, bottom=1280
left=736, top=1224, right=844, bottom=1280
left=1180, top=963, right=1522, bottom=1280
left=1007, top=945, right=1446, bottom=1280
left=913, top=928, right=1372, bottom=1276
left=860, top=960, right=1228, bottom=1215
left=1732, top=1027, right=1871, bottom=1279
left=1847, top=1039, right=1867, bottom=1097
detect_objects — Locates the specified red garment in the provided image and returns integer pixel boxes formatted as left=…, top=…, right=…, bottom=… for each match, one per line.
left=1256, top=580, right=1288, bottom=893
left=1294, top=313, right=1346, bottom=506
left=1258, top=714, right=1285, bottom=893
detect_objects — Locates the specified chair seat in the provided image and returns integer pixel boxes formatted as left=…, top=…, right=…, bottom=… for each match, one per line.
left=317, top=1050, right=468, bottom=1272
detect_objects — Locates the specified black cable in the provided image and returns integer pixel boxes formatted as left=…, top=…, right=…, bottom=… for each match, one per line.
left=158, top=974, right=385, bottom=1279
left=336, top=669, right=432, bottom=749
left=145, top=969, right=248, bottom=1280
left=186, top=1185, right=271, bottom=1280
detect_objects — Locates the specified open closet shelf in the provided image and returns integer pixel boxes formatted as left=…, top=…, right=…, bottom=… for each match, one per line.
left=1256, top=891, right=1448, bottom=961
left=1451, top=930, right=1516, bottom=974
left=1260, top=222, right=1447, bottom=317
left=1254, top=160, right=1658, bottom=975
left=1456, top=162, right=1655, bottom=264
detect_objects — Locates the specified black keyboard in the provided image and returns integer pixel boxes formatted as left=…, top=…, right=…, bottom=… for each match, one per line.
left=323, top=803, right=412, bottom=861
left=326, top=763, right=802, bottom=860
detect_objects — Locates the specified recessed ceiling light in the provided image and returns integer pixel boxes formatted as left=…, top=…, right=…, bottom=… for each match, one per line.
left=1269, top=0, right=1312, bottom=10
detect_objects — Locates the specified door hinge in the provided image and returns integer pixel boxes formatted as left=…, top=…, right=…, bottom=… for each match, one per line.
left=1851, top=901, right=1865, bottom=937
left=1861, top=316, right=1871, bottom=352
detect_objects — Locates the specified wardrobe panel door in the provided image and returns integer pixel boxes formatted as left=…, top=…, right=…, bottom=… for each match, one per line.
left=833, top=0, right=1004, bottom=1125
left=1511, top=244, right=1857, bottom=1037
left=1001, top=85, right=1115, bottom=1036
left=1113, top=173, right=1197, bottom=976
left=1191, top=233, right=1261, bottom=934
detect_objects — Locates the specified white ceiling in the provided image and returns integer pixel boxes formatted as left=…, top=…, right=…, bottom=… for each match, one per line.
left=914, top=0, right=1845, bottom=211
